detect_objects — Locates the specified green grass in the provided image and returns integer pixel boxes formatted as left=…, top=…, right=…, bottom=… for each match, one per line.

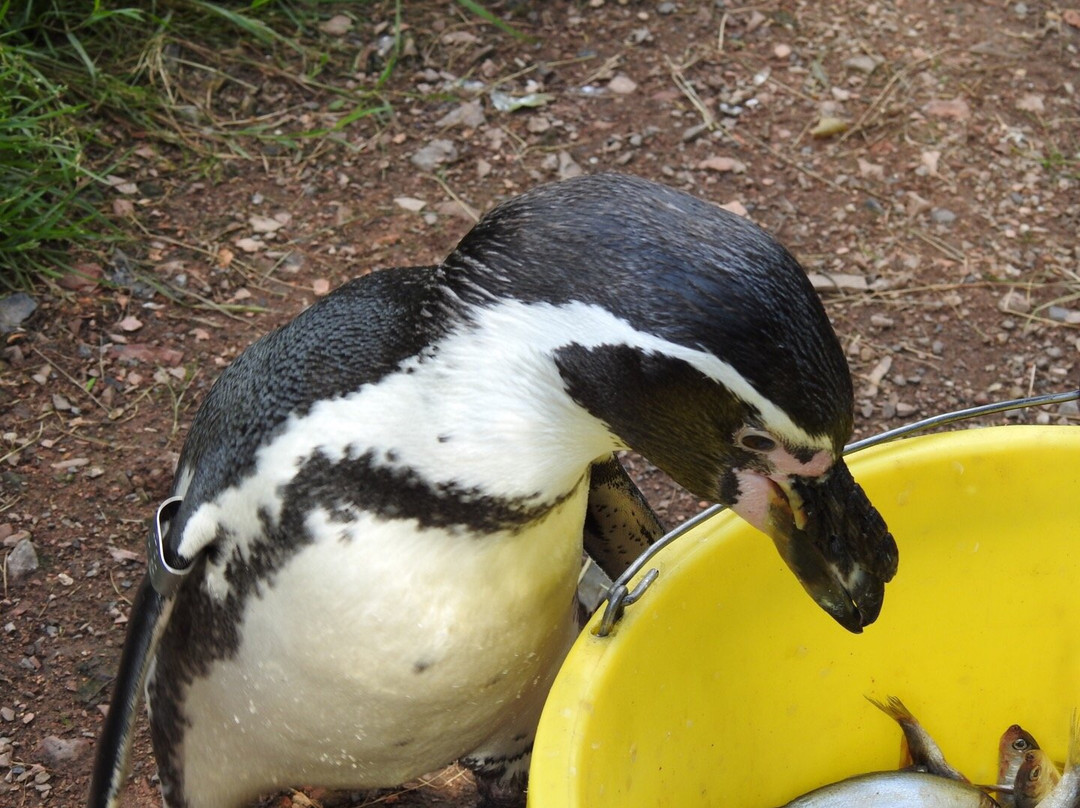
left=0, top=35, right=108, bottom=290
left=0, top=1, right=527, bottom=291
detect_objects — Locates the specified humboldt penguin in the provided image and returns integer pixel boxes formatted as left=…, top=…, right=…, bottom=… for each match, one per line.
left=88, top=173, right=897, bottom=808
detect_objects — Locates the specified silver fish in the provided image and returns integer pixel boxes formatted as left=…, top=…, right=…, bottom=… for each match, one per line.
left=1032, top=711, right=1080, bottom=808
left=867, top=695, right=969, bottom=781
left=998, top=725, right=1041, bottom=808
left=777, top=770, right=1000, bottom=807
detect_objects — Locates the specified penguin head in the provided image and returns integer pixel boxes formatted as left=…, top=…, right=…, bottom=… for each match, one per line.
left=445, top=173, right=897, bottom=632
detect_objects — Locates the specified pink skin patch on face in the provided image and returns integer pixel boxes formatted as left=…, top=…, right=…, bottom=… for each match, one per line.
left=729, top=444, right=835, bottom=536
left=730, top=469, right=785, bottom=534
left=765, top=444, right=834, bottom=477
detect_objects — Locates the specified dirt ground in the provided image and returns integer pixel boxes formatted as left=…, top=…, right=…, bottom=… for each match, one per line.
left=1, top=0, right=1078, bottom=805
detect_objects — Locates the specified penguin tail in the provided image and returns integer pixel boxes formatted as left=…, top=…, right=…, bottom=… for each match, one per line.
left=86, top=575, right=166, bottom=808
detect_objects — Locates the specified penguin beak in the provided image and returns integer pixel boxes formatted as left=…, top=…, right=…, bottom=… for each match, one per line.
left=729, top=460, right=897, bottom=633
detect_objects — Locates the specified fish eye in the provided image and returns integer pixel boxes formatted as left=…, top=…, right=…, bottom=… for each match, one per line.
left=1013, top=738, right=1030, bottom=751
left=738, top=430, right=777, bottom=453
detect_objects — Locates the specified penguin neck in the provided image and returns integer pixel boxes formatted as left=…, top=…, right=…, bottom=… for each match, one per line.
left=267, top=298, right=628, bottom=509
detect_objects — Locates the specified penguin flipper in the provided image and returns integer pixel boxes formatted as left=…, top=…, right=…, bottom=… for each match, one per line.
left=86, top=575, right=166, bottom=808
left=583, top=454, right=666, bottom=579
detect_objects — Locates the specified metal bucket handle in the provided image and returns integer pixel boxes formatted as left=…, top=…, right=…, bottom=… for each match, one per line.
left=595, top=387, right=1080, bottom=638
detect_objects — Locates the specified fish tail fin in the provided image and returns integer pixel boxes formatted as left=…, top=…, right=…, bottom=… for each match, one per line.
left=866, top=694, right=916, bottom=725
left=87, top=576, right=166, bottom=808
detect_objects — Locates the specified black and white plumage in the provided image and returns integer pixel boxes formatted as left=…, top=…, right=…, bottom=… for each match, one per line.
left=88, top=173, right=897, bottom=808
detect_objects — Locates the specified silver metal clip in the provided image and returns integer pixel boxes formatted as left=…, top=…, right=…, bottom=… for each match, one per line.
left=595, top=568, right=660, bottom=637
left=146, top=496, right=188, bottom=597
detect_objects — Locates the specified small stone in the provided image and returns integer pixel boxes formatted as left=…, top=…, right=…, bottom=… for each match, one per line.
left=930, top=208, right=956, bottom=225
left=318, top=14, right=353, bottom=35
left=844, top=54, right=880, bottom=74
left=682, top=122, right=710, bottom=142
left=1016, top=94, right=1045, bottom=113
left=248, top=215, right=283, bottom=234
left=526, top=115, right=551, bottom=134
left=234, top=237, right=262, bottom=253
left=923, top=97, right=971, bottom=120
left=896, top=402, right=918, bottom=418
left=718, top=200, right=749, bottom=217
left=0, top=707, right=14, bottom=721
left=931, top=340, right=945, bottom=355
left=774, top=43, right=792, bottom=59
left=5, top=538, right=38, bottom=582
left=557, top=151, right=583, bottom=180
left=808, top=273, right=868, bottom=292
left=607, top=74, right=638, bottom=94
left=1048, top=306, right=1080, bottom=324
left=410, top=140, right=458, bottom=172
left=870, top=314, right=895, bottom=328
left=699, top=156, right=747, bottom=173
left=393, top=197, right=427, bottom=213
left=0, top=293, right=37, bottom=333
left=998, top=290, right=1031, bottom=314
left=435, top=101, right=486, bottom=130
left=657, top=2, right=677, bottom=13
left=440, top=30, right=479, bottom=46
left=1058, top=400, right=1080, bottom=417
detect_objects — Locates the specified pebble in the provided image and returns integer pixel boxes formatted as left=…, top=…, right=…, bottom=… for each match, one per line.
left=0, top=707, right=13, bottom=722
left=5, top=538, right=38, bottom=582
left=774, top=43, right=792, bottom=58
left=870, top=314, right=895, bottom=328
left=930, top=208, right=956, bottom=224
left=435, top=100, right=486, bottom=130
left=393, top=197, right=426, bottom=213
left=998, top=290, right=1031, bottom=314
left=698, top=156, right=747, bottom=173
left=1048, top=305, right=1080, bottom=324
left=409, top=139, right=458, bottom=171
left=864, top=197, right=885, bottom=215
left=608, top=74, right=638, bottom=94
left=0, top=292, right=37, bottom=333
left=844, top=55, right=880, bottom=74
left=1059, top=401, right=1080, bottom=417
left=526, top=115, right=551, bottom=134
left=557, top=151, right=584, bottom=180
left=657, top=2, right=677, bottom=13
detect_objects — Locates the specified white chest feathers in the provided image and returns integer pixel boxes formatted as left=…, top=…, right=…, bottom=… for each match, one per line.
left=167, top=486, right=587, bottom=806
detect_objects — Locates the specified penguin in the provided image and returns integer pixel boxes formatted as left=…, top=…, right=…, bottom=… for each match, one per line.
left=88, top=173, right=897, bottom=808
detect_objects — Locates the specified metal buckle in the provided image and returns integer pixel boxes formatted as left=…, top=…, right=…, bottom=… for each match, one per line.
left=146, top=496, right=189, bottom=597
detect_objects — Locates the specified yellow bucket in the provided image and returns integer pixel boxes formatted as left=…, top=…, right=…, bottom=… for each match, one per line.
left=529, top=425, right=1080, bottom=807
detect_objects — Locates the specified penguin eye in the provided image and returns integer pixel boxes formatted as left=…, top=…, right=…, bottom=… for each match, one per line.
left=738, top=431, right=777, bottom=453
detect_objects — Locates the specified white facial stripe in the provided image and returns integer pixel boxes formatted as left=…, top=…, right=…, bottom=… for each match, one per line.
left=480, top=300, right=829, bottom=451
left=176, top=299, right=827, bottom=561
